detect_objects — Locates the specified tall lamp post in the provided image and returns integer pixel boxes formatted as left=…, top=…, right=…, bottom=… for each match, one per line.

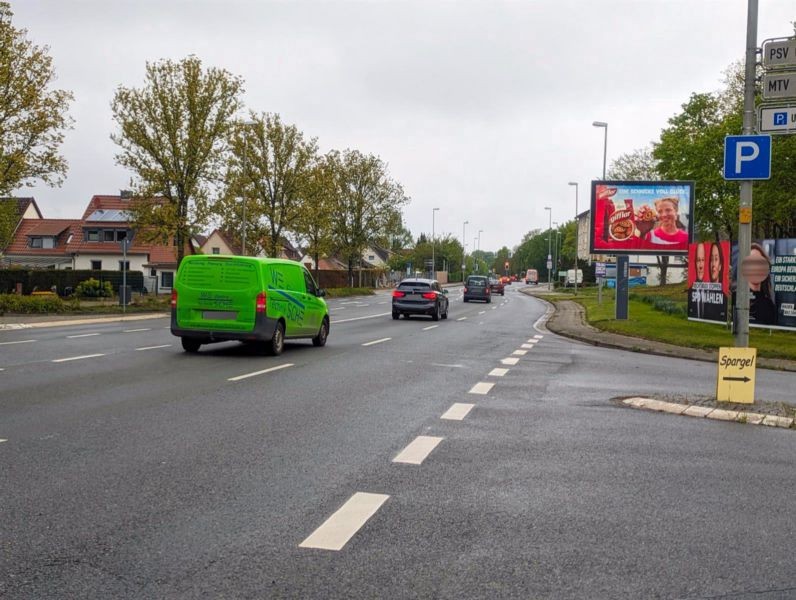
left=431, top=207, right=440, bottom=279
left=552, top=221, right=559, bottom=283
left=544, top=207, right=552, bottom=290
left=568, top=181, right=579, bottom=295
left=592, top=121, right=608, bottom=179
left=477, top=230, right=483, bottom=273
left=462, top=220, right=468, bottom=279
left=240, top=119, right=257, bottom=256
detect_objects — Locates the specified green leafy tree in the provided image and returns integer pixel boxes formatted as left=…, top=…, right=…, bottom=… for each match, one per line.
left=215, top=112, right=318, bottom=257
left=0, top=2, right=73, bottom=195
left=0, top=199, right=18, bottom=250
left=294, top=155, right=335, bottom=281
left=492, top=246, right=511, bottom=275
left=111, top=55, right=244, bottom=265
left=328, top=149, right=409, bottom=285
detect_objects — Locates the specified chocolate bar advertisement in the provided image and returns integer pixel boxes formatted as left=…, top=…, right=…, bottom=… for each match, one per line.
left=590, top=181, right=694, bottom=255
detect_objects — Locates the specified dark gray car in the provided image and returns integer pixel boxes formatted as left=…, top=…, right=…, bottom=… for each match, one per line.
left=392, top=278, right=449, bottom=320
left=463, top=275, right=491, bottom=303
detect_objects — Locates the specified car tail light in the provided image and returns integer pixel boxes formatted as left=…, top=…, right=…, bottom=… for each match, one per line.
left=170, top=289, right=177, bottom=308
left=486, top=288, right=490, bottom=294
left=256, top=291, right=267, bottom=313
left=392, top=290, right=406, bottom=298
left=463, top=287, right=468, bottom=293
left=421, top=292, right=436, bottom=300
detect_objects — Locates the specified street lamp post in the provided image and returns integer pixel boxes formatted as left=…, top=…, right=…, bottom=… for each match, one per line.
left=552, top=221, right=559, bottom=283
left=431, top=207, right=440, bottom=279
left=592, top=121, right=608, bottom=179
left=544, top=207, right=552, bottom=290
left=462, top=220, right=468, bottom=279
left=568, top=181, right=579, bottom=295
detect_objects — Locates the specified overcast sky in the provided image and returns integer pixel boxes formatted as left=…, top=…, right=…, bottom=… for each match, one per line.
left=11, top=0, right=795, bottom=253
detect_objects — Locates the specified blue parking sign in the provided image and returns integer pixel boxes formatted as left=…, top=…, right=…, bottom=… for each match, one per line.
left=723, top=135, right=772, bottom=180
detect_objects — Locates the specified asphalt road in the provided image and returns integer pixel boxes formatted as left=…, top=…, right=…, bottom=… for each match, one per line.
left=2, top=285, right=795, bottom=599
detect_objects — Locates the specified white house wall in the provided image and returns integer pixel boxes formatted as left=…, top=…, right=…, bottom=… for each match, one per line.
left=73, top=254, right=149, bottom=272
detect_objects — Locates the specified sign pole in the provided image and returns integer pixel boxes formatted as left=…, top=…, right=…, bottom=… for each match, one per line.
left=734, top=0, right=759, bottom=348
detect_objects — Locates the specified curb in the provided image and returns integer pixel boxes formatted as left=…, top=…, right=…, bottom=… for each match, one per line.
left=0, top=313, right=168, bottom=330
left=621, top=397, right=794, bottom=430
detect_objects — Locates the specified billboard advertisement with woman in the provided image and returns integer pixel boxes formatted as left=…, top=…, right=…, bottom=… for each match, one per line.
left=687, top=241, right=730, bottom=323
left=589, top=181, right=694, bottom=255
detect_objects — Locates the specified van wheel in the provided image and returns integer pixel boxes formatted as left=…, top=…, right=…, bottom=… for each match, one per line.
left=181, top=338, right=201, bottom=353
left=268, top=321, right=285, bottom=356
left=312, top=318, right=329, bottom=347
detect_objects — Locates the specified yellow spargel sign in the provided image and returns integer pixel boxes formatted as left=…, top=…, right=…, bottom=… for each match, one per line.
left=716, top=347, right=757, bottom=404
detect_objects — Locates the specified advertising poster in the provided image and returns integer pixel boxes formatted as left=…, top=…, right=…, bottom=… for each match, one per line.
left=687, top=241, right=730, bottom=323
left=590, top=181, right=694, bottom=256
left=731, top=239, right=796, bottom=331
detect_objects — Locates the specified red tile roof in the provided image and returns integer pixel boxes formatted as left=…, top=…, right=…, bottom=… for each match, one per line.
left=4, top=219, right=81, bottom=255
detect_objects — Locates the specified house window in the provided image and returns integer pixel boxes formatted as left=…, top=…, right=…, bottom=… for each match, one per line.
left=368, top=255, right=375, bottom=261
left=212, top=247, right=220, bottom=255
left=161, top=271, right=174, bottom=288
left=150, top=268, right=157, bottom=277
left=91, top=260, right=102, bottom=270
left=119, top=261, right=130, bottom=271
left=87, top=230, right=99, bottom=242
left=42, top=237, right=55, bottom=249
left=104, top=230, right=115, bottom=242
left=117, top=230, right=127, bottom=241
left=30, top=237, right=43, bottom=248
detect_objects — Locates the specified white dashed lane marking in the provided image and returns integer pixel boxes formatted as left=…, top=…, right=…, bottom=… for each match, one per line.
left=123, top=328, right=151, bottom=333
left=526, top=339, right=538, bottom=344
left=431, top=363, right=464, bottom=368
left=422, top=325, right=438, bottom=331
left=534, top=334, right=543, bottom=339
left=228, top=363, right=294, bottom=381
left=333, top=313, right=391, bottom=324
left=489, top=368, right=509, bottom=377
left=136, top=344, right=172, bottom=351
left=468, top=381, right=494, bottom=395
left=52, top=353, right=105, bottom=363
left=362, top=337, right=391, bottom=347
left=0, top=439, right=7, bottom=443
left=441, top=403, right=475, bottom=421
left=0, top=339, right=36, bottom=346
left=457, top=317, right=467, bottom=321
left=478, top=311, right=485, bottom=315
left=501, top=357, right=520, bottom=366
left=512, top=350, right=527, bottom=356
left=393, top=436, right=444, bottom=465
left=67, top=333, right=100, bottom=338
left=299, top=492, right=390, bottom=551
left=521, top=344, right=535, bottom=349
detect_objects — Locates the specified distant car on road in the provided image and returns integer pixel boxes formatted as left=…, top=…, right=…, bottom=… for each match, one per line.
left=463, top=275, right=491, bottom=303
left=392, top=278, right=449, bottom=320
left=489, top=277, right=505, bottom=296
left=525, top=269, right=539, bottom=285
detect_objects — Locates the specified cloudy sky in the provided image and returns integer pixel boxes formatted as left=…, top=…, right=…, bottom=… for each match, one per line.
left=11, top=0, right=795, bottom=253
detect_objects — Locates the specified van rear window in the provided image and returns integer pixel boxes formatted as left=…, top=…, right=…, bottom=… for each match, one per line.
left=180, top=259, right=257, bottom=290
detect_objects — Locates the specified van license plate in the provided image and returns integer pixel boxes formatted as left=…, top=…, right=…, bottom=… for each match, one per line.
left=202, top=310, right=237, bottom=320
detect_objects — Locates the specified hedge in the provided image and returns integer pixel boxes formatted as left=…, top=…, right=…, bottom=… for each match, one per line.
left=0, top=269, right=144, bottom=296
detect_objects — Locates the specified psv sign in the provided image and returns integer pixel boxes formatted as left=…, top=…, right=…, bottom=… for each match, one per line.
left=723, top=135, right=771, bottom=180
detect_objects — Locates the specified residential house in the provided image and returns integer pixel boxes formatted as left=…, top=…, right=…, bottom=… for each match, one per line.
left=196, top=229, right=241, bottom=256
left=0, top=197, right=43, bottom=253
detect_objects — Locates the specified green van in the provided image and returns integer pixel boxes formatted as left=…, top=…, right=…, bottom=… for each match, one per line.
left=170, top=255, right=329, bottom=355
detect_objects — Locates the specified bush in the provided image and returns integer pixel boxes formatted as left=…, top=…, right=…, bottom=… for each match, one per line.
left=324, top=287, right=375, bottom=298
left=631, top=293, right=687, bottom=317
left=75, top=278, right=114, bottom=298
left=0, top=293, right=66, bottom=314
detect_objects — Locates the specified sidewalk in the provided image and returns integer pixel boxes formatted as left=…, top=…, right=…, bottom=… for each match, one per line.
left=0, top=312, right=167, bottom=330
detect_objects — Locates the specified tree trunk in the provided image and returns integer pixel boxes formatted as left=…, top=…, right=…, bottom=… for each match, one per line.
left=314, top=250, right=320, bottom=285
left=657, top=255, right=669, bottom=285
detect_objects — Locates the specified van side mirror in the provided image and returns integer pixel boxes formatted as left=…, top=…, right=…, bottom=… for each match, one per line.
left=317, top=289, right=326, bottom=297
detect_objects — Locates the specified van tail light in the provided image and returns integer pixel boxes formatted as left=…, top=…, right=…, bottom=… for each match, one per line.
left=421, top=292, right=436, bottom=300
left=256, top=291, right=267, bottom=313
left=170, top=289, right=177, bottom=308
left=392, top=290, right=406, bottom=298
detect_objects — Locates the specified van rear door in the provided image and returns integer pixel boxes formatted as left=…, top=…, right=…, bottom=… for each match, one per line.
left=175, top=256, right=260, bottom=332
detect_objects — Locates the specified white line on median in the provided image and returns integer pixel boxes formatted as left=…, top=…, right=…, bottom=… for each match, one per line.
left=228, top=363, right=294, bottom=382
left=52, top=353, right=105, bottom=363
left=468, top=381, right=494, bottom=395
left=136, top=344, right=172, bottom=351
left=0, top=339, right=36, bottom=346
left=457, top=317, right=467, bottom=321
left=512, top=349, right=527, bottom=356
left=123, top=328, right=151, bottom=333
left=422, top=325, right=439, bottom=331
left=501, top=357, right=520, bottom=366
left=332, top=312, right=391, bottom=324
left=489, top=368, right=509, bottom=377
left=299, top=492, right=390, bottom=551
left=441, top=403, right=475, bottom=420
left=362, top=337, right=391, bottom=347
left=393, top=436, right=444, bottom=465
left=67, top=333, right=101, bottom=338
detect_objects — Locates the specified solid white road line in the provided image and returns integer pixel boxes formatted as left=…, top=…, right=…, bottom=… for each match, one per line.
left=0, top=339, right=36, bottom=346
left=67, top=333, right=100, bottom=338
left=441, top=403, right=475, bottom=421
left=136, top=344, right=172, bottom=351
left=512, top=349, right=527, bottom=356
left=457, top=317, right=467, bottom=321
left=489, top=367, right=509, bottom=377
left=501, top=357, right=520, bottom=366
left=362, top=337, right=391, bottom=347
left=123, top=328, right=151, bottom=333
left=468, top=381, right=495, bottom=395
left=393, top=436, right=444, bottom=465
left=521, top=344, right=535, bottom=349
left=228, top=363, right=294, bottom=382
left=299, top=492, right=390, bottom=551
left=332, top=312, right=391, bottom=324
left=422, top=325, right=439, bottom=331
left=52, top=353, right=105, bottom=363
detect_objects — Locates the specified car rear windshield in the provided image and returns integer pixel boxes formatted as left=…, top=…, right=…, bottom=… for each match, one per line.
left=398, top=281, right=430, bottom=290
left=468, top=277, right=487, bottom=286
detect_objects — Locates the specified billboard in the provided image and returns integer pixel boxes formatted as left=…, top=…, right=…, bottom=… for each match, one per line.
left=731, top=238, right=796, bottom=331
left=687, top=241, right=730, bottom=323
left=590, top=181, right=694, bottom=255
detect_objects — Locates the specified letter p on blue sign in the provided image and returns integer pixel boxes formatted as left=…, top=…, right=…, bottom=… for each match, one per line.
left=723, top=135, right=772, bottom=180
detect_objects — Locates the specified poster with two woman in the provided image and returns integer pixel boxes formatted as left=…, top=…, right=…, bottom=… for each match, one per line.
left=687, top=241, right=729, bottom=323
